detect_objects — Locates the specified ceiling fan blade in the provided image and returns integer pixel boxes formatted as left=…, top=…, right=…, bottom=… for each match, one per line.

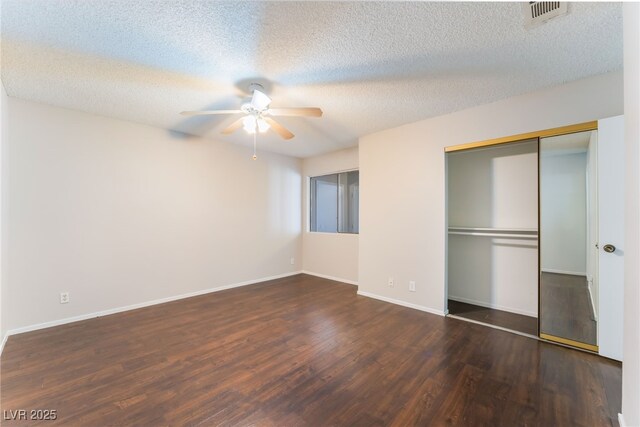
left=221, top=117, right=246, bottom=135
left=251, top=89, right=272, bottom=111
left=180, top=110, right=242, bottom=116
left=267, top=107, right=323, bottom=117
left=263, top=117, right=294, bottom=140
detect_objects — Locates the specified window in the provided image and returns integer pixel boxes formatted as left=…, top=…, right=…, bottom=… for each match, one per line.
left=310, top=171, right=359, bottom=233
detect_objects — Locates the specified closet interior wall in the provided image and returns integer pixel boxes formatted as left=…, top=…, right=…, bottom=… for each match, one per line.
left=447, top=140, right=539, bottom=317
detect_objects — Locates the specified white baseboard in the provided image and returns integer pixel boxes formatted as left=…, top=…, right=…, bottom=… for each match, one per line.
left=618, top=413, right=625, bottom=427
left=5, top=271, right=303, bottom=338
left=541, top=268, right=587, bottom=276
left=448, top=295, right=537, bottom=318
left=357, top=290, right=445, bottom=316
left=302, top=270, right=358, bottom=286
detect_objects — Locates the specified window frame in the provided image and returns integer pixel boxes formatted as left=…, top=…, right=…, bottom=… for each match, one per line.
left=308, top=168, right=359, bottom=235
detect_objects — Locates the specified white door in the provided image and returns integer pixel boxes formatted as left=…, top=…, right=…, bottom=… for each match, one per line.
left=598, top=115, right=625, bottom=361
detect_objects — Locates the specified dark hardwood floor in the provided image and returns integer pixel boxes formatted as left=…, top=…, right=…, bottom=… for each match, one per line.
left=1, top=274, right=620, bottom=426
left=447, top=300, right=538, bottom=336
left=540, top=272, right=597, bottom=345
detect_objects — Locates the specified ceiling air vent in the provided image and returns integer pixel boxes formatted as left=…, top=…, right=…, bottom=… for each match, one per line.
left=523, top=2, right=568, bottom=29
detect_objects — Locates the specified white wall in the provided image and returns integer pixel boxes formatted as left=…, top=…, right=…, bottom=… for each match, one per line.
left=540, top=151, right=587, bottom=275
left=447, top=141, right=538, bottom=317
left=302, top=147, right=358, bottom=284
left=2, top=97, right=302, bottom=332
left=623, top=3, right=640, bottom=426
left=359, top=70, right=623, bottom=315
left=0, top=84, right=6, bottom=351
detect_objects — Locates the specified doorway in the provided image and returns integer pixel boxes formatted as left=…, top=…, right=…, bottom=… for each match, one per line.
left=446, top=140, right=539, bottom=336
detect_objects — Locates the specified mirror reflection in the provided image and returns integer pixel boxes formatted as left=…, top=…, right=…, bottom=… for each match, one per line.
left=539, top=130, right=597, bottom=347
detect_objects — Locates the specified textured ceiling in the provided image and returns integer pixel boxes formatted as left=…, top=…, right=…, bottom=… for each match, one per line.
left=0, top=1, right=623, bottom=158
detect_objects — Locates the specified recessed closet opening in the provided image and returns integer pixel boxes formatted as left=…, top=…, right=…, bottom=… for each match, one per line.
left=446, top=139, right=539, bottom=336
left=444, top=118, right=624, bottom=359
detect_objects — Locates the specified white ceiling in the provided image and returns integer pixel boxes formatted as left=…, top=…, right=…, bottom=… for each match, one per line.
left=0, top=1, right=623, bottom=158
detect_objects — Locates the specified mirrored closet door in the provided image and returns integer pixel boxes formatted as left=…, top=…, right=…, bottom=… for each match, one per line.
left=539, top=130, right=598, bottom=351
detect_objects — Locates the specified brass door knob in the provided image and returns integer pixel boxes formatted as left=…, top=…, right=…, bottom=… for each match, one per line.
left=603, top=244, right=616, bottom=253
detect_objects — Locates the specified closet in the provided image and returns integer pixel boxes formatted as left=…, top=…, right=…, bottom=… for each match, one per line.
left=445, top=118, right=624, bottom=359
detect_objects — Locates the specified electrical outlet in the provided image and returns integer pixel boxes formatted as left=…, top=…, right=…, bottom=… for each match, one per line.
left=388, top=277, right=394, bottom=287
left=409, top=281, right=416, bottom=292
left=290, top=257, right=295, bottom=265
left=60, top=292, right=70, bottom=304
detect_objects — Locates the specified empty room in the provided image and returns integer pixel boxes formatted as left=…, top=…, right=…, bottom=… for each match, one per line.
left=1, top=1, right=639, bottom=426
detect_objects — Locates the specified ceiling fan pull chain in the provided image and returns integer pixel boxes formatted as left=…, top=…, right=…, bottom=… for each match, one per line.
left=252, top=132, right=257, bottom=160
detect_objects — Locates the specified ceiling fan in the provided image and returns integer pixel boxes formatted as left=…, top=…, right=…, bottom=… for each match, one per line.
left=180, top=83, right=323, bottom=140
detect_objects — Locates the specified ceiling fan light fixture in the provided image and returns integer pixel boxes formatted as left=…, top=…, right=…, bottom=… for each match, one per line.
left=257, top=117, right=270, bottom=133
left=243, top=115, right=257, bottom=134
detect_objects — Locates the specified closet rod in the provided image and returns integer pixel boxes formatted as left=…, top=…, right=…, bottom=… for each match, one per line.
left=448, top=227, right=537, bottom=233
left=448, top=231, right=538, bottom=239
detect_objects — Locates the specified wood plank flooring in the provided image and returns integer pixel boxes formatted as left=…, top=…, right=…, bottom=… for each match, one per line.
left=447, top=300, right=538, bottom=336
left=540, top=272, right=597, bottom=345
left=1, top=274, right=620, bottom=426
